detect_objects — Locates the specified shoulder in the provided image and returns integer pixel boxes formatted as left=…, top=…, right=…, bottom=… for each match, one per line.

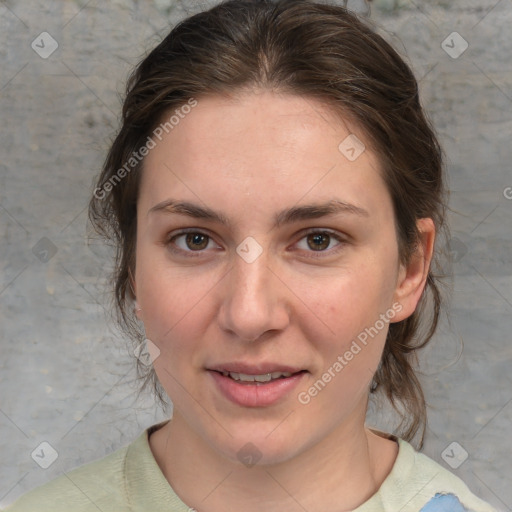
left=385, top=438, right=497, bottom=512
left=3, top=440, right=131, bottom=512
left=359, top=433, right=498, bottom=512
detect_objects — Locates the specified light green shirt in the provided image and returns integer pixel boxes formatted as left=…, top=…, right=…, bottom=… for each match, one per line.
left=4, top=421, right=498, bottom=512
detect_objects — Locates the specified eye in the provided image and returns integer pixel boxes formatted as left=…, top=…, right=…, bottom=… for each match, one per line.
left=166, top=229, right=220, bottom=256
left=165, top=228, right=347, bottom=259
left=294, top=229, right=346, bottom=257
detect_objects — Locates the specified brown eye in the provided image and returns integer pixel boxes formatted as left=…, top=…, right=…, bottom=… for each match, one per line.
left=294, top=229, right=346, bottom=259
left=166, top=230, right=219, bottom=257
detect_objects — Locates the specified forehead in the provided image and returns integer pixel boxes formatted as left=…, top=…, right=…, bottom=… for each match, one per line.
left=139, top=90, right=391, bottom=224
left=159, top=90, right=360, bottom=157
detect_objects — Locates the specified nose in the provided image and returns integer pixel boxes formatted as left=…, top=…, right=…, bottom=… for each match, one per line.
left=217, top=244, right=290, bottom=342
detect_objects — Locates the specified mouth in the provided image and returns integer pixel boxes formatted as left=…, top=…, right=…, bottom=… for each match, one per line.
left=213, top=369, right=307, bottom=384
left=207, top=365, right=308, bottom=407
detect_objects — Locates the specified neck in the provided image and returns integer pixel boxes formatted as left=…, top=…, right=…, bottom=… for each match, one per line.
left=149, top=404, right=397, bottom=512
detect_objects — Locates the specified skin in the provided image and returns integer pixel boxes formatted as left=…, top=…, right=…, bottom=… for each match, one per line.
left=133, top=88, right=435, bottom=512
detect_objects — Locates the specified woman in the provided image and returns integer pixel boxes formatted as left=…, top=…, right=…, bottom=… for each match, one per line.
left=5, top=1, right=498, bottom=510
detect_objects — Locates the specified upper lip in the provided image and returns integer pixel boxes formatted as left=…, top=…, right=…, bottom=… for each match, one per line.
left=208, top=363, right=306, bottom=375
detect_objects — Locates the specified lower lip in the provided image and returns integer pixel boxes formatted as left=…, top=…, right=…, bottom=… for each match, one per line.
left=208, top=370, right=307, bottom=407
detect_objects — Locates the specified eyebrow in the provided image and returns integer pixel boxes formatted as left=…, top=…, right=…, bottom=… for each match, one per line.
left=148, top=198, right=369, bottom=228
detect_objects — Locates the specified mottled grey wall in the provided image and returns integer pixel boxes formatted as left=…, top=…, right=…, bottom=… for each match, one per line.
left=1, top=0, right=511, bottom=510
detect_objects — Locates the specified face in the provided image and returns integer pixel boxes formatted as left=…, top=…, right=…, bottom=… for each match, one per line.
left=133, top=89, right=428, bottom=465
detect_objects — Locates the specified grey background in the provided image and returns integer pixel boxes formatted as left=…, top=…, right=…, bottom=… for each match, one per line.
left=0, top=0, right=511, bottom=510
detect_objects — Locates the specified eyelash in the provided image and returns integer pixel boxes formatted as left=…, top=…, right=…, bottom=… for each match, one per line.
left=165, top=228, right=347, bottom=259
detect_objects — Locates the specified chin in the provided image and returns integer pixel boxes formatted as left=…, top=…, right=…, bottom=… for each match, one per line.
left=209, top=431, right=304, bottom=468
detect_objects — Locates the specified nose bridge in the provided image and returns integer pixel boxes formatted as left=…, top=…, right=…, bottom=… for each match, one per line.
left=233, top=243, right=270, bottom=301
left=219, top=238, right=287, bottom=341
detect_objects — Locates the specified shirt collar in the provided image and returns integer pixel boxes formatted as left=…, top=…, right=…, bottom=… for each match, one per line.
left=124, top=419, right=192, bottom=511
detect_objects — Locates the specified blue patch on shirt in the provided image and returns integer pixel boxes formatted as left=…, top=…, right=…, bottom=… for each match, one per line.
left=420, top=493, right=472, bottom=512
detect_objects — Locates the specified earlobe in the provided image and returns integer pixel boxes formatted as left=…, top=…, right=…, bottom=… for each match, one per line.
left=391, top=218, right=435, bottom=323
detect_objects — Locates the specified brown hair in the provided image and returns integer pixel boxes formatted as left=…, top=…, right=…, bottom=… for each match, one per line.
left=88, top=0, right=449, bottom=449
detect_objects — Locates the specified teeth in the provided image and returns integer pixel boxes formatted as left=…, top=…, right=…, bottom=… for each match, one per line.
left=221, top=371, right=293, bottom=382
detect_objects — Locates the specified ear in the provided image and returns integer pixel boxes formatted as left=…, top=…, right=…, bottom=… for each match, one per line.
left=391, top=218, right=435, bottom=323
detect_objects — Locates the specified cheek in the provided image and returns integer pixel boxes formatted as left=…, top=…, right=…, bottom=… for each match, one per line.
left=292, top=258, right=395, bottom=386
left=135, top=245, right=214, bottom=350
left=136, top=261, right=214, bottom=400
left=139, top=274, right=208, bottom=339
left=297, top=279, right=390, bottom=406
left=296, top=263, right=394, bottom=338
